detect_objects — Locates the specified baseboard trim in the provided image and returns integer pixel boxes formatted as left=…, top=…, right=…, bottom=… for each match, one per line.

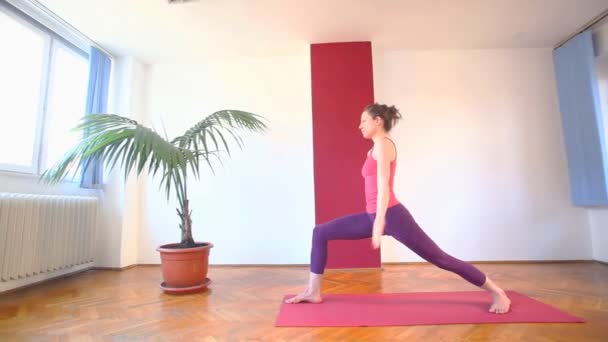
left=0, top=264, right=93, bottom=295
left=383, top=259, right=594, bottom=265
left=93, top=264, right=138, bottom=271
left=100, top=259, right=601, bottom=270
left=208, top=264, right=309, bottom=267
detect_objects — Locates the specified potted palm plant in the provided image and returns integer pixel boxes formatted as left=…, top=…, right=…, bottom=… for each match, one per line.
left=41, top=110, right=267, bottom=294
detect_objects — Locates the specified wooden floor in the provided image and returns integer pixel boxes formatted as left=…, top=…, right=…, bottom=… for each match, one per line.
left=0, top=262, right=607, bottom=341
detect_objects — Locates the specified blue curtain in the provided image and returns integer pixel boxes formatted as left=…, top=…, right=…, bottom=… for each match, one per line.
left=553, top=29, right=608, bottom=205
left=80, top=47, right=111, bottom=188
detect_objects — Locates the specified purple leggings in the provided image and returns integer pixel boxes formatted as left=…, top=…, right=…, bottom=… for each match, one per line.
left=311, top=203, right=487, bottom=287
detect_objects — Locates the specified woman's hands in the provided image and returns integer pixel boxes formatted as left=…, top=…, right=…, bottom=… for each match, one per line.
left=372, top=218, right=385, bottom=249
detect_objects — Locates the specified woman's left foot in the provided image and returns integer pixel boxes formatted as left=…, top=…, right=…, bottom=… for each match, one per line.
left=489, top=290, right=511, bottom=314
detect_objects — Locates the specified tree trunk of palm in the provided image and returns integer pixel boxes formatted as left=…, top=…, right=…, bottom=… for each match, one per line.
left=178, top=199, right=195, bottom=247
left=177, top=180, right=195, bottom=247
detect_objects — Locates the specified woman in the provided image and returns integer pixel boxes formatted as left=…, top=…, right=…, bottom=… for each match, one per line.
left=285, top=103, right=511, bottom=314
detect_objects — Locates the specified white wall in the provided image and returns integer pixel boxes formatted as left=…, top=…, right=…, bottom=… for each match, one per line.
left=139, top=52, right=316, bottom=264
left=588, top=209, right=608, bottom=262
left=111, top=56, right=147, bottom=267
left=588, top=22, right=608, bottom=263
left=65, top=55, right=149, bottom=269
left=134, top=46, right=594, bottom=265
left=373, top=48, right=591, bottom=262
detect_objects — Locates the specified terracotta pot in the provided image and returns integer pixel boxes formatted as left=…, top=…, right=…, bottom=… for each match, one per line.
left=156, top=242, right=213, bottom=294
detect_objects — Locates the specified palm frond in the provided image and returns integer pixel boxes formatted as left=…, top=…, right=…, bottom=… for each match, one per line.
left=39, top=110, right=268, bottom=246
left=172, top=110, right=267, bottom=159
left=40, top=114, right=195, bottom=199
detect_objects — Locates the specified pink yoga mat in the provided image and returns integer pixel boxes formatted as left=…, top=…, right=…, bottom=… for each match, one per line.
left=275, top=291, right=585, bottom=327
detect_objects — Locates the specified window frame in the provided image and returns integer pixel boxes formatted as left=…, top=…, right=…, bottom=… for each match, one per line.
left=0, top=2, right=89, bottom=177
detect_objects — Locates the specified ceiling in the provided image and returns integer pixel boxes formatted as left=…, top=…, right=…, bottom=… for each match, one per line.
left=37, top=0, right=608, bottom=63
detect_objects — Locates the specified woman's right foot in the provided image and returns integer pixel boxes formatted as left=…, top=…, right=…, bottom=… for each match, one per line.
left=489, top=290, right=511, bottom=314
left=284, top=290, right=323, bottom=304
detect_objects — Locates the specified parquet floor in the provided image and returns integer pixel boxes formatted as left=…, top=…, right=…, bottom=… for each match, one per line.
left=0, top=262, right=607, bottom=341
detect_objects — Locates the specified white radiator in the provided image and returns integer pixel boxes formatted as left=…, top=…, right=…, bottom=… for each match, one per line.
left=0, top=193, right=97, bottom=289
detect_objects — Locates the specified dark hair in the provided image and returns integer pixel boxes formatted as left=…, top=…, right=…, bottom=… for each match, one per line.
left=364, top=103, right=402, bottom=132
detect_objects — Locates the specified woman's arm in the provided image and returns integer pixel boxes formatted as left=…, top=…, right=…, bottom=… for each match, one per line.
left=375, top=139, right=392, bottom=219
left=371, top=138, right=395, bottom=248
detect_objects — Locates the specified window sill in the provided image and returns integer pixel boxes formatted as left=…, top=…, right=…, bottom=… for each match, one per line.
left=0, top=170, right=102, bottom=195
left=0, top=169, right=76, bottom=183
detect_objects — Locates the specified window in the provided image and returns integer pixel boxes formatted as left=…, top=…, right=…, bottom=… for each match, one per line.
left=44, top=43, right=89, bottom=170
left=0, top=5, right=89, bottom=179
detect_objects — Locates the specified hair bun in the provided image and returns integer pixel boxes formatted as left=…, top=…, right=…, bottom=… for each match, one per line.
left=363, top=102, right=403, bottom=132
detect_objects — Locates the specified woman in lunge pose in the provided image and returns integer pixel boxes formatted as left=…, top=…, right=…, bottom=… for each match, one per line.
left=285, top=103, right=511, bottom=314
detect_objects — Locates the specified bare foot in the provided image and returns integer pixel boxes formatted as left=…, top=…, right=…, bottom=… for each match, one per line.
left=284, top=290, right=323, bottom=304
left=489, top=290, right=511, bottom=314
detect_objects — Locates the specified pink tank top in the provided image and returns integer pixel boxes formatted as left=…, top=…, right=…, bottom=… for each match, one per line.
left=361, top=143, right=400, bottom=213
